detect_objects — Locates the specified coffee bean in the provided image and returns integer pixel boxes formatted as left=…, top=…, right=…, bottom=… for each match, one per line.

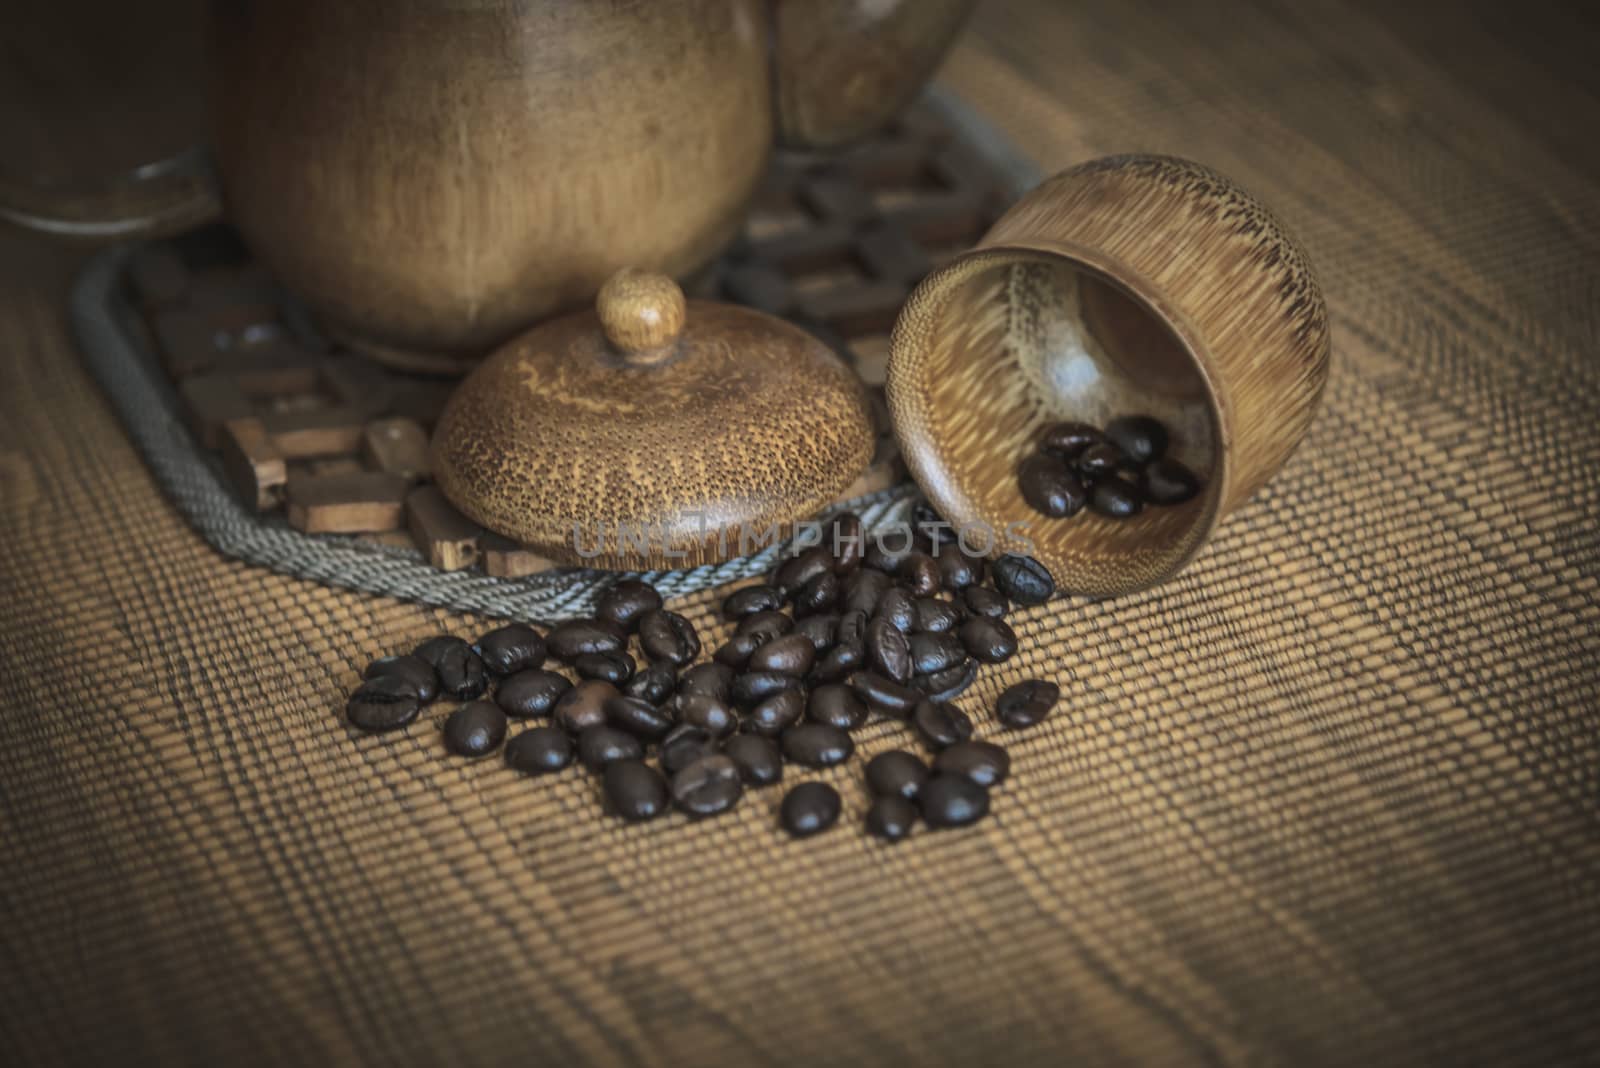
left=743, top=688, right=805, bottom=736
left=809, top=641, right=864, bottom=684
left=678, top=662, right=735, bottom=702
left=991, top=555, right=1055, bottom=606
left=865, top=749, right=928, bottom=800
left=713, top=633, right=760, bottom=670
left=1038, top=421, right=1104, bottom=460
left=773, top=545, right=833, bottom=595
left=918, top=774, right=989, bottom=828
left=843, top=568, right=891, bottom=616
left=1089, top=475, right=1143, bottom=518
left=594, top=579, right=662, bottom=632
left=911, top=498, right=954, bottom=551
left=849, top=671, right=921, bottom=717
left=553, top=680, right=619, bottom=735
left=414, top=636, right=488, bottom=700
left=866, top=616, right=912, bottom=683
left=622, top=661, right=677, bottom=705
left=912, top=700, right=974, bottom=749
left=863, top=537, right=912, bottom=575
left=347, top=675, right=422, bottom=732
left=576, top=650, right=635, bottom=684
left=874, top=588, right=916, bottom=633
left=780, top=781, right=841, bottom=837
left=735, top=609, right=794, bottom=643
left=1141, top=457, right=1201, bottom=505
left=1105, top=415, right=1168, bottom=464
left=443, top=700, right=507, bottom=757
left=807, top=684, right=867, bottom=730
left=731, top=671, right=802, bottom=707
left=604, top=759, right=669, bottom=821
left=671, top=754, right=743, bottom=817
left=935, top=740, right=1009, bottom=787
left=504, top=725, right=574, bottom=775
left=795, top=613, right=839, bottom=652
left=723, top=584, right=784, bottom=619
left=673, top=693, right=739, bottom=739
left=910, top=660, right=979, bottom=703
left=910, top=632, right=966, bottom=676
left=364, top=655, right=438, bottom=704
left=912, top=598, right=962, bottom=634
left=996, top=679, right=1059, bottom=729
left=828, top=512, right=864, bottom=573
left=1018, top=454, right=1087, bottom=518
left=961, top=586, right=1009, bottom=620
left=578, top=724, right=644, bottom=771
left=900, top=551, right=940, bottom=597
left=1075, top=442, right=1126, bottom=480
left=639, top=610, right=700, bottom=666
left=723, top=734, right=783, bottom=787
left=472, top=624, right=546, bottom=676
left=865, top=796, right=917, bottom=842
left=605, top=695, right=674, bottom=741
left=659, top=724, right=718, bottom=775
left=495, top=669, right=572, bottom=719
left=836, top=608, right=869, bottom=646
left=936, top=543, right=984, bottom=590
left=748, top=634, right=816, bottom=676
left=793, top=570, right=841, bottom=615
left=959, top=617, right=1018, bottom=664
left=781, top=723, right=854, bottom=767
left=546, top=619, right=625, bottom=661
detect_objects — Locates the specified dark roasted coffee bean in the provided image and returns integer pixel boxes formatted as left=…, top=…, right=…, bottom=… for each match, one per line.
left=836, top=608, right=869, bottom=647
left=415, top=636, right=487, bottom=700
left=910, top=660, right=979, bottom=703
left=443, top=700, right=507, bottom=757
left=807, top=683, right=868, bottom=730
left=959, top=617, right=1018, bottom=664
left=713, top=633, right=760, bottom=670
left=659, top=724, right=718, bottom=775
left=828, top=512, right=864, bottom=573
left=1075, top=442, right=1127, bottom=480
left=991, top=554, right=1055, bottom=606
left=849, top=671, right=921, bottom=717
left=347, top=675, right=423, bottom=732
left=773, top=545, right=833, bottom=595
left=843, top=567, right=892, bottom=616
left=673, top=693, right=738, bottom=739
left=622, top=660, right=677, bottom=705
left=912, top=700, right=974, bottom=750
left=912, top=597, right=962, bottom=634
left=866, top=616, right=912, bottom=683
left=996, top=679, right=1059, bottom=729
left=919, top=774, right=989, bottom=828
left=678, top=662, right=735, bottom=702
left=605, top=695, right=674, bottom=741
left=900, top=551, right=940, bottom=596
left=639, top=609, right=700, bottom=666
left=1018, top=454, right=1087, bottom=518
left=604, top=759, right=668, bottom=821
left=875, top=587, right=917, bottom=633
left=1141, top=457, right=1201, bottom=505
left=743, top=688, right=805, bottom=736
left=1038, top=421, right=1104, bottom=460
left=546, top=619, right=625, bottom=661
left=780, top=781, right=840, bottom=837
left=723, top=733, right=783, bottom=787
left=578, top=724, right=644, bottom=771
left=863, top=536, right=913, bottom=575
left=961, top=586, right=1009, bottom=620
left=911, top=500, right=955, bottom=552
left=731, top=671, right=802, bottom=707
left=1105, top=415, right=1168, bottom=464
left=936, top=543, right=984, bottom=590
left=749, top=634, right=816, bottom=677
left=781, top=723, right=854, bottom=767
left=935, top=740, right=1009, bottom=788
left=866, top=796, right=917, bottom=841
left=553, top=680, right=619, bottom=735
left=723, top=584, right=785, bottom=619
left=795, top=613, right=838, bottom=652
left=504, top=725, right=574, bottom=775
left=809, top=641, right=864, bottom=684
left=364, top=654, right=438, bottom=704
left=1089, top=475, right=1143, bottom=518
left=865, top=749, right=928, bottom=800
left=472, top=624, right=546, bottom=676
left=735, top=609, right=794, bottom=643
left=671, top=754, right=742, bottom=817
left=576, top=650, right=635, bottom=684
left=595, top=579, right=663, bottom=632
left=495, top=669, right=572, bottom=719
left=793, top=570, right=840, bottom=615
left=909, top=632, right=966, bottom=676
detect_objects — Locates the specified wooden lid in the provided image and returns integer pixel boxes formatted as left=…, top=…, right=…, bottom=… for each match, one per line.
left=432, top=269, right=875, bottom=569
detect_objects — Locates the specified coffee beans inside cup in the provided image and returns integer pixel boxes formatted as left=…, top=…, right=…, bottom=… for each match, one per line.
left=1019, top=415, right=1200, bottom=520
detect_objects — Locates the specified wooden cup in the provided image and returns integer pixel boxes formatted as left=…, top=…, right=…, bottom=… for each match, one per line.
left=887, top=155, right=1331, bottom=597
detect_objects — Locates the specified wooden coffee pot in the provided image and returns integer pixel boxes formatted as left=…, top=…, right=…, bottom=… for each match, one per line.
left=209, top=0, right=974, bottom=372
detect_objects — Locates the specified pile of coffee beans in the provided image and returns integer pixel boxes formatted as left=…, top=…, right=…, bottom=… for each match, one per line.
left=346, top=507, right=1064, bottom=841
left=1017, top=415, right=1201, bottom=520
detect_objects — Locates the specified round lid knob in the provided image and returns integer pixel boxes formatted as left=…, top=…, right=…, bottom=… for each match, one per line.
left=596, top=268, right=686, bottom=364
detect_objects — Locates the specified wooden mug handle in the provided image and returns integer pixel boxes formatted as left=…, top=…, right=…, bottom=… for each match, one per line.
left=597, top=268, right=687, bottom=365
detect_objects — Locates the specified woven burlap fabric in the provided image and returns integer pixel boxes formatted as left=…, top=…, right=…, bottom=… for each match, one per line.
left=2, top=0, right=1597, bottom=1065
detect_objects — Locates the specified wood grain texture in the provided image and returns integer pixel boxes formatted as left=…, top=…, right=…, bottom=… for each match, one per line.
left=3, top=1, right=1600, bottom=1065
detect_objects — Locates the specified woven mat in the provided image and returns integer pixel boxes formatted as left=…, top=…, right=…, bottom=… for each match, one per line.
left=1, top=0, right=1597, bottom=1065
